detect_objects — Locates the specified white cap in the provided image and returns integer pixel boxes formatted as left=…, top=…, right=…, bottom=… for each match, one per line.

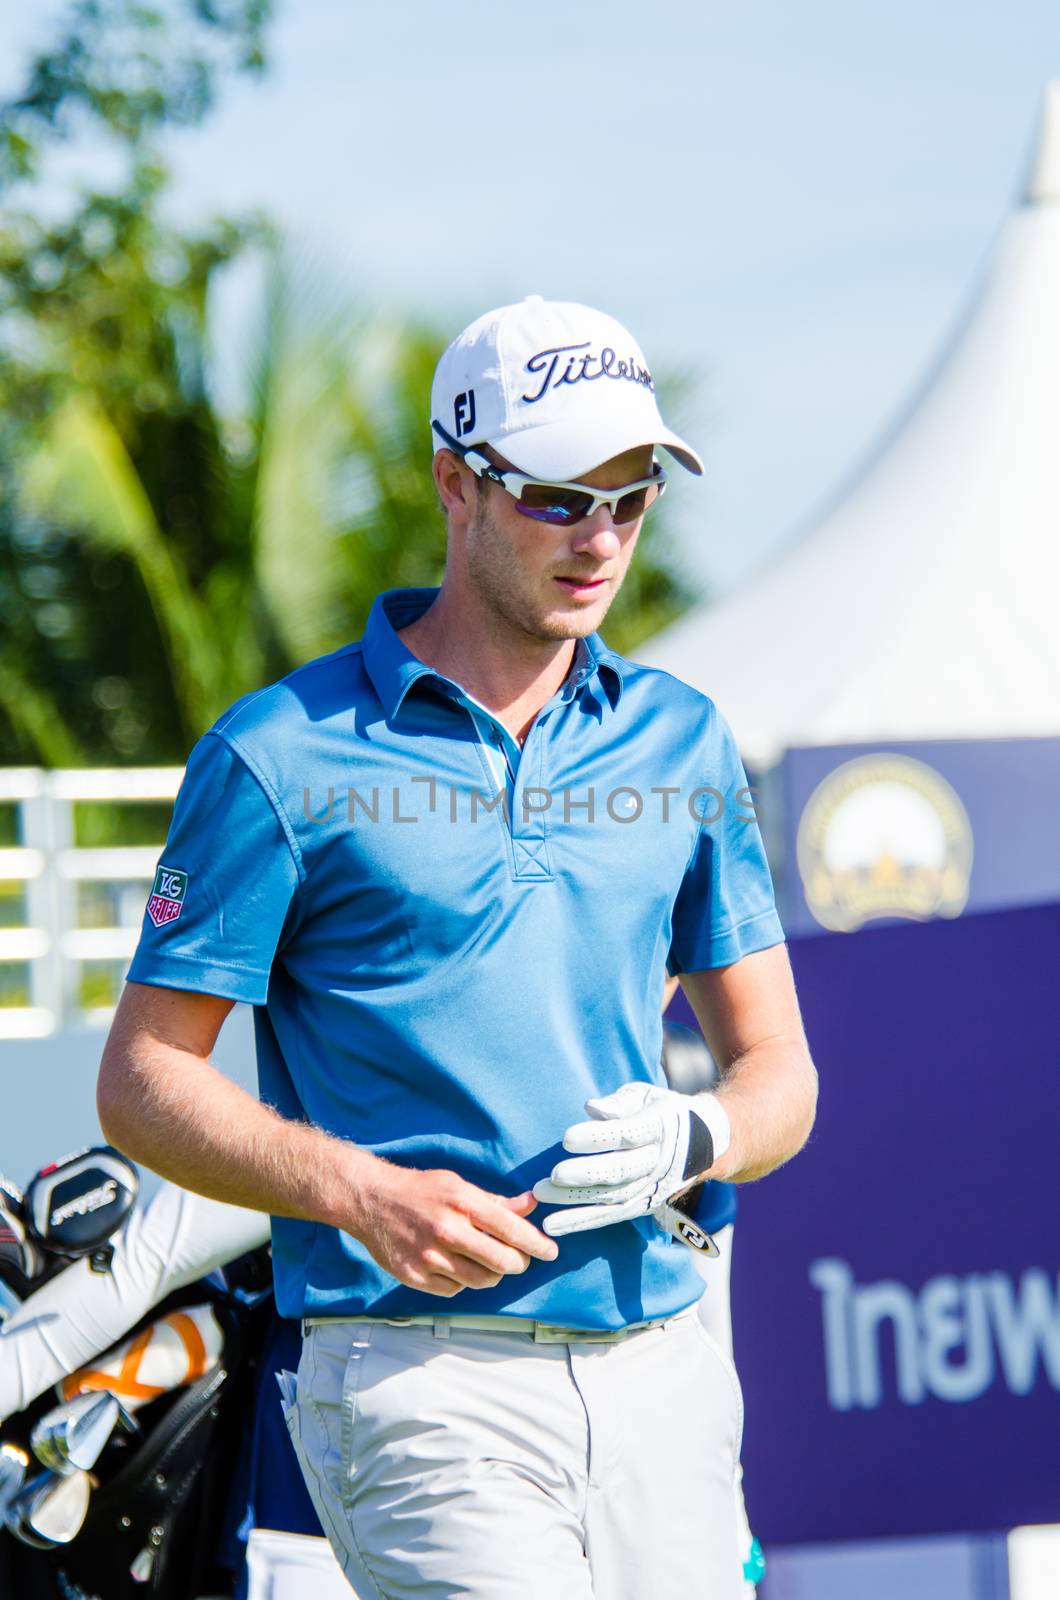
left=430, top=295, right=703, bottom=480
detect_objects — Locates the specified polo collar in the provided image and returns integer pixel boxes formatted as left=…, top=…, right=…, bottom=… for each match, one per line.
left=577, top=634, right=626, bottom=711
left=362, top=586, right=626, bottom=722
left=362, top=587, right=443, bottom=722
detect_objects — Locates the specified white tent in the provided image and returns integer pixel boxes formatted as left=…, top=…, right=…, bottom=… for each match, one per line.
left=637, top=85, right=1060, bottom=771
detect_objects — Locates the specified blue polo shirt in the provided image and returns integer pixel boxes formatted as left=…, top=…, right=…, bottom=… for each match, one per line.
left=128, top=586, right=784, bottom=1330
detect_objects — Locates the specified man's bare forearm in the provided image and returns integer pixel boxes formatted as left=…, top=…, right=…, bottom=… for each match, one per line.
left=704, top=1036, right=818, bottom=1183
left=98, top=1027, right=373, bottom=1228
left=97, top=983, right=557, bottom=1297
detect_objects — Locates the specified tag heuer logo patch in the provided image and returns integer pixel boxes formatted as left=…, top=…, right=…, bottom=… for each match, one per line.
left=146, top=866, right=188, bottom=929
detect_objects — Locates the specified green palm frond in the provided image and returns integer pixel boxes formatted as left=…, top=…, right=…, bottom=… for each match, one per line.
left=250, top=268, right=362, bottom=659
left=0, top=656, right=87, bottom=766
left=22, top=396, right=226, bottom=728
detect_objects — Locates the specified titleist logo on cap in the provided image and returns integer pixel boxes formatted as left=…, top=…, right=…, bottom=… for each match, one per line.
left=522, top=342, right=655, bottom=405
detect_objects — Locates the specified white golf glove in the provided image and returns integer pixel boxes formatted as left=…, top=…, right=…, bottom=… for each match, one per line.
left=532, top=1082, right=731, bottom=1242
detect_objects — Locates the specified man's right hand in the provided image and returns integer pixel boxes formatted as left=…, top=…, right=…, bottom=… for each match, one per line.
left=348, top=1161, right=560, bottom=1297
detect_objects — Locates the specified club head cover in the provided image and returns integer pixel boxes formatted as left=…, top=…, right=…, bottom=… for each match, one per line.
left=24, top=1147, right=139, bottom=1258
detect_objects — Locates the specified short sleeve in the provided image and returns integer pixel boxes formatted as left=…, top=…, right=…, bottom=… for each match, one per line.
left=668, top=706, right=785, bottom=973
left=126, top=732, right=301, bottom=1004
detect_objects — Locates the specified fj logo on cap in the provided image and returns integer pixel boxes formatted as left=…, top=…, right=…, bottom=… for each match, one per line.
left=146, top=865, right=188, bottom=929
left=454, top=390, right=476, bottom=437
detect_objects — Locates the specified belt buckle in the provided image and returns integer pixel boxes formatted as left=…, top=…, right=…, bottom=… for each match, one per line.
left=533, top=1324, right=626, bottom=1344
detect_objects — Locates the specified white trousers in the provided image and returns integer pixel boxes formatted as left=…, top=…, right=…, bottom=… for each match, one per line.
left=284, top=1306, right=745, bottom=1600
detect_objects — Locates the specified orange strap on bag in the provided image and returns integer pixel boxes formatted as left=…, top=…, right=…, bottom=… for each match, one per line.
left=61, top=1304, right=223, bottom=1410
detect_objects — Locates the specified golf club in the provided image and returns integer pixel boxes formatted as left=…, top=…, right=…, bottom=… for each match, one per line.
left=4, top=1467, right=92, bottom=1549
left=31, top=1389, right=138, bottom=1476
left=0, top=1443, right=28, bottom=1520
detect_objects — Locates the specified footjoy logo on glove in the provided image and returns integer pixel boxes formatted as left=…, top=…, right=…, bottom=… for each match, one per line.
left=146, top=865, right=188, bottom=929
left=675, top=1217, right=713, bottom=1252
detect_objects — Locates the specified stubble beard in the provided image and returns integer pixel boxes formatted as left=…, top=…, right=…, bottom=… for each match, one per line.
left=466, top=495, right=623, bottom=645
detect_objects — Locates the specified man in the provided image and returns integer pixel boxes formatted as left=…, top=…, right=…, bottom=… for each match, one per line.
left=98, top=294, right=818, bottom=1600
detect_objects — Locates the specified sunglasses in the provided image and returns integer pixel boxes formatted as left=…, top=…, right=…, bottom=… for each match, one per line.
left=432, top=420, right=667, bottom=527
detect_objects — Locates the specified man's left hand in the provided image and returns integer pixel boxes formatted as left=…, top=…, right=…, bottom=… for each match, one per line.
left=532, top=1082, right=731, bottom=1238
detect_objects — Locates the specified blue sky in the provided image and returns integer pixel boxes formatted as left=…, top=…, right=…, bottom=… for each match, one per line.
left=2, top=0, right=1058, bottom=595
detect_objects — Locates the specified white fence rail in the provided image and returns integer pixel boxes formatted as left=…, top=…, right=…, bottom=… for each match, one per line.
left=0, top=768, right=182, bottom=1038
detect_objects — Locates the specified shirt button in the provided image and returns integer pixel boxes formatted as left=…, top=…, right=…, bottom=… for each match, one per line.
left=491, top=729, right=503, bottom=744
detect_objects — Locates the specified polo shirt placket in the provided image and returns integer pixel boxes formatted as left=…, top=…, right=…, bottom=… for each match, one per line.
left=392, top=617, right=614, bottom=888
left=459, top=687, right=579, bottom=886
left=508, top=724, right=551, bottom=882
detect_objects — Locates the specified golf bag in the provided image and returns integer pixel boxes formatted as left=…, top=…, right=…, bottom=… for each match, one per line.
left=0, top=1147, right=272, bottom=1599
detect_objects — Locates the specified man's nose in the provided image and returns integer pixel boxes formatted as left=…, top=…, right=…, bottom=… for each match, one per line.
left=571, top=506, right=622, bottom=560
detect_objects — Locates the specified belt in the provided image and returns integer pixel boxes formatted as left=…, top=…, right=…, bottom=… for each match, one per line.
left=302, top=1307, right=696, bottom=1344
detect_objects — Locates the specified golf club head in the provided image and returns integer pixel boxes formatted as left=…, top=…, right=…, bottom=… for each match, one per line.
left=31, top=1389, right=137, bottom=1475
left=4, top=1467, right=92, bottom=1548
left=24, top=1147, right=138, bottom=1257
left=0, top=1173, right=45, bottom=1305
left=0, top=1444, right=29, bottom=1519
left=0, top=1172, right=25, bottom=1233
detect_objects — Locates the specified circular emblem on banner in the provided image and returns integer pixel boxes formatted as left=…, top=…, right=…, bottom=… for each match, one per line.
left=796, top=755, right=973, bottom=933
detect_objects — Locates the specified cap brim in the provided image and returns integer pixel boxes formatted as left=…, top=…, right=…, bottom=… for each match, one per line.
left=487, top=416, right=703, bottom=480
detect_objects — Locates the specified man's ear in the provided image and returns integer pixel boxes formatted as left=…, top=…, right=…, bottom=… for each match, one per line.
left=433, top=450, right=476, bottom=521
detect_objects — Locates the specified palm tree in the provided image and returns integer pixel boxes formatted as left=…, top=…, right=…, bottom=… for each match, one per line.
left=5, top=254, right=695, bottom=769
left=0, top=0, right=698, bottom=770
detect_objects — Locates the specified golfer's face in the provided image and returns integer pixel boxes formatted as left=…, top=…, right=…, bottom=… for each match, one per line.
left=469, top=445, right=654, bottom=642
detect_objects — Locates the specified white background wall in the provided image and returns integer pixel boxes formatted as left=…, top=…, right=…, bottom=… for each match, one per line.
left=0, top=1005, right=258, bottom=1192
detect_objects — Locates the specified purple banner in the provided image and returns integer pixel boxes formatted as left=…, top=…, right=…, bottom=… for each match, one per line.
left=777, top=736, right=1060, bottom=938
left=679, top=899, right=1060, bottom=1544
